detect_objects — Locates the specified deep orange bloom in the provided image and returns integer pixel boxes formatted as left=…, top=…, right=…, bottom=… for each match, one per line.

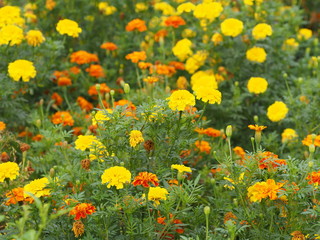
left=302, top=134, right=320, bottom=147
left=32, top=134, right=44, bottom=141
left=224, top=212, right=237, bottom=224
left=100, top=42, right=118, bottom=51
left=154, top=29, right=168, bottom=42
left=72, top=127, right=83, bottom=136
left=114, top=99, right=136, bottom=111
left=154, top=64, right=176, bottom=76
left=204, top=128, right=221, bottom=137
left=132, top=172, right=159, bottom=188
left=164, top=16, right=186, bottom=28
left=53, top=70, right=69, bottom=79
left=168, top=61, right=185, bottom=71
left=51, top=92, right=63, bottom=106
left=5, top=187, right=34, bottom=205
left=88, top=83, right=110, bottom=96
left=57, top=77, right=72, bottom=86
left=306, top=171, right=320, bottom=185
left=258, top=151, right=287, bottom=170
left=70, top=50, right=99, bottom=65
left=51, top=111, right=74, bottom=126
left=138, top=61, right=152, bottom=70
left=125, top=19, right=147, bottom=32
left=157, top=214, right=184, bottom=234
left=233, top=146, right=245, bottom=159
left=77, top=97, right=93, bottom=112
left=70, top=203, right=96, bottom=220
left=85, top=64, right=105, bottom=78
left=195, top=140, right=211, bottom=154
left=125, top=51, right=147, bottom=63
left=248, top=124, right=267, bottom=132
left=69, top=66, right=81, bottom=75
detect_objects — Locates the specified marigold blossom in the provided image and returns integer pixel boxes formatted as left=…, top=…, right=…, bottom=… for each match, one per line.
left=0, top=162, right=19, bottom=182
left=246, top=47, right=267, bottom=63
left=267, top=101, right=288, bottom=122
left=8, top=60, right=37, bottom=82
left=221, top=18, right=244, bottom=37
left=164, top=16, right=186, bottom=28
left=56, top=19, right=82, bottom=37
left=247, top=77, right=268, bottom=94
left=5, top=187, right=33, bottom=205
left=171, top=164, right=192, bottom=173
left=0, top=121, right=6, bottom=131
left=248, top=125, right=267, bottom=132
left=75, top=135, right=98, bottom=151
left=129, top=130, right=144, bottom=147
left=70, top=203, right=96, bottom=220
left=306, top=171, right=320, bottom=185
left=24, top=177, right=50, bottom=198
left=281, top=128, right=298, bottom=143
left=51, top=111, right=74, bottom=126
left=101, top=166, right=131, bottom=189
left=125, top=19, right=147, bottom=32
left=132, top=172, right=159, bottom=188
left=252, top=23, right=272, bottom=40
left=148, top=187, right=169, bottom=205
left=247, top=179, right=284, bottom=202
left=0, top=24, right=24, bottom=46
left=125, top=51, right=147, bottom=63
left=70, top=50, right=99, bottom=65
left=167, top=90, right=195, bottom=111
left=26, top=30, right=45, bottom=46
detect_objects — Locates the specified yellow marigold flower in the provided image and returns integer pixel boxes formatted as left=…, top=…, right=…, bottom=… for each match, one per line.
left=252, top=23, right=272, bottom=40
left=267, top=101, right=288, bottom=122
left=172, top=38, right=193, bottom=61
left=221, top=18, right=244, bottom=37
left=171, top=164, right=192, bottom=173
left=143, top=76, right=159, bottom=84
left=129, top=130, right=144, bottom=147
left=24, top=177, right=50, bottom=198
left=247, top=179, right=284, bottom=202
left=0, top=6, right=25, bottom=28
left=185, top=50, right=208, bottom=74
left=298, top=28, right=312, bottom=40
left=75, top=135, right=98, bottom=151
left=98, top=2, right=117, bottom=15
left=0, top=24, right=24, bottom=46
left=281, top=128, right=298, bottom=143
left=244, top=0, right=264, bottom=6
left=26, top=30, right=45, bottom=47
left=176, top=76, right=188, bottom=89
left=248, top=124, right=267, bottom=132
left=194, top=87, right=222, bottom=104
left=154, top=2, right=175, bottom=15
left=167, top=90, right=196, bottom=111
left=182, top=29, right=196, bottom=38
left=8, top=60, right=36, bottom=82
left=148, top=187, right=169, bottom=205
left=290, top=231, right=305, bottom=240
left=0, top=121, right=6, bottom=131
left=247, top=77, right=268, bottom=94
left=46, top=0, right=56, bottom=10
left=56, top=19, right=82, bottom=37
left=0, top=162, right=19, bottom=182
left=246, top=47, right=267, bottom=63
left=101, top=166, right=131, bottom=189
left=282, top=38, right=299, bottom=51
left=177, top=2, right=195, bottom=13
left=135, top=3, right=148, bottom=12
left=92, top=109, right=113, bottom=126
left=211, top=32, right=223, bottom=45
left=191, top=71, right=217, bottom=92
left=193, top=2, right=223, bottom=21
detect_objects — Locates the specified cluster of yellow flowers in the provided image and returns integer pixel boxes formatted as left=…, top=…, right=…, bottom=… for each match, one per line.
left=0, top=162, right=19, bottom=182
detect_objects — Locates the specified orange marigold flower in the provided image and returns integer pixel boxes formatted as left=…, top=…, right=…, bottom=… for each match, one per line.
left=165, top=16, right=186, bottom=28
left=204, top=127, right=221, bottom=137
left=138, top=61, right=152, bottom=70
left=69, top=66, right=81, bottom=75
left=77, top=96, right=93, bottom=112
left=233, top=146, right=245, bottom=159
left=290, top=231, right=305, bottom=240
left=302, top=134, right=320, bottom=147
left=155, top=64, right=176, bottom=76
left=114, top=99, right=136, bottom=111
left=51, top=111, right=74, bottom=126
left=57, top=77, right=72, bottom=86
left=70, top=50, right=99, bottom=65
left=143, top=76, right=159, bottom=84
left=125, top=18, right=147, bottom=32
left=100, top=42, right=118, bottom=51
left=5, top=187, right=33, bottom=205
left=224, top=212, right=237, bottom=224
left=18, top=130, right=33, bottom=138
left=169, top=61, right=185, bottom=71
left=258, top=151, right=287, bottom=170
left=195, top=140, right=211, bottom=154
left=51, top=92, right=63, bottom=106
left=247, top=179, right=285, bottom=202
left=132, top=172, right=159, bottom=188
left=72, top=127, right=83, bottom=136
left=248, top=124, right=267, bottom=132
left=88, top=83, right=110, bottom=96
left=0, top=121, right=6, bottom=131
left=157, top=214, right=184, bottom=234
left=72, top=220, right=85, bottom=238
left=125, top=51, right=147, bottom=63
left=70, top=203, right=96, bottom=220
left=154, top=29, right=168, bottom=42
left=85, top=64, right=105, bottom=78
left=306, top=171, right=320, bottom=185
left=53, top=70, right=69, bottom=79
left=32, top=134, right=44, bottom=141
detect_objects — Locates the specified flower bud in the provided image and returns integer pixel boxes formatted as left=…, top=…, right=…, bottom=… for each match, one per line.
left=95, top=84, right=101, bottom=91
left=226, top=125, right=232, bottom=138
left=308, top=161, right=314, bottom=168
left=283, top=72, right=288, bottom=78
left=210, top=178, right=216, bottom=184
left=50, top=168, right=55, bottom=177
left=110, top=90, right=115, bottom=97
left=234, top=81, right=239, bottom=87
left=254, top=115, right=259, bottom=123
left=204, top=206, right=210, bottom=215
left=124, top=83, right=130, bottom=94
left=309, top=144, right=315, bottom=153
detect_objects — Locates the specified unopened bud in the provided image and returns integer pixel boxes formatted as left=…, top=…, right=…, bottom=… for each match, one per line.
left=308, top=161, right=314, bottom=168
left=95, top=84, right=101, bottom=91
left=210, top=178, right=216, bottom=184
left=233, top=198, right=238, bottom=206
left=124, top=83, right=130, bottom=94
left=110, top=90, right=115, bottom=96
left=39, top=99, right=44, bottom=105
left=234, top=81, right=239, bottom=87
left=254, top=115, right=258, bottom=123
left=50, top=168, right=55, bottom=177
left=120, top=161, right=124, bottom=166
left=165, top=86, right=171, bottom=94
left=311, top=134, right=317, bottom=141
left=309, top=144, right=315, bottom=153
left=297, top=77, right=303, bottom=83
left=226, top=125, right=232, bottom=138
left=283, top=72, right=288, bottom=78
left=204, top=206, right=210, bottom=215
left=35, top=119, right=41, bottom=128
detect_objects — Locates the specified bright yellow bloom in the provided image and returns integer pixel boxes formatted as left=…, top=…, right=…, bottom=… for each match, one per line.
left=135, top=3, right=148, bottom=12
left=8, top=60, right=36, bottom=82
left=282, top=38, right=299, bottom=51
left=244, top=0, right=264, bottom=6
left=101, top=166, right=131, bottom=189
left=298, top=28, right=312, bottom=40
left=221, top=18, right=244, bottom=37
left=0, top=6, right=25, bottom=28
left=75, top=135, right=98, bottom=151
left=193, top=2, right=223, bottom=21
left=148, top=187, right=169, bottom=205
left=247, top=77, right=268, bottom=94
left=211, top=32, right=223, bottom=45
left=129, top=130, right=144, bottom=147
left=0, top=162, right=19, bottom=182
left=0, top=25, right=24, bottom=46
left=154, top=2, right=175, bottom=15
left=252, top=23, right=272, bottom=40
left=167, top=90, right=195, bottom=111
left=267, top=101, right=288, bottom=122
left=24, top=177, right=50, bottom=198
left=56, top=19, right=82, bottom=37
left=172, top=38, right=193, bottom=61
left=25, top=30, right=45, bottom=47
left=185, top=50, right=208, bottom=74
left=182, top=29, right=196, bottom=38
left=194, top=87, right=222, bottom=104
left=191, top=71, right=217, bottom=92
left=98, top=2, right=117, bottom=15
left=247, top=179, right=284, bottom=202
left=177, top=2, right=195, bottom=13
left=246, top=47, right=267, bottom=63
left=171, top=164, right=192, bottom=173
left=92, top=109, right=113, bottom=126
left=281, top=128, right=298, bottom=143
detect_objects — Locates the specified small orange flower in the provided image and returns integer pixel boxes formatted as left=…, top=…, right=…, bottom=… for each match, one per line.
left=302, top=134, right=320, bottom=147
left=51, top=111, right=74, bottom=126
left=195, top=140, right=211, bottom=154
left=32, top=134, right=44, bottom=141
left=248, top=124, right=267, bottom=132
left=154, top=64, right=176, bottom=76
left=88, top=83, right=110, bottom=96
left=70, top=203, right=96, bottom=220
left=100, top=42, right=118, bottom=51
left=224, top=212, right=237, bottom=224
left=247, top=179, right=285, bottom=202
left=138, top=61, right=152, bottom=70
left=143, top=76, right=159, bottom=84
left=77, top=97, right=93, bottom=112
left=165, top=16, right=186, bottom=28
left=69, top=66, right=81, bottom=75
left=5, top=187, right=34, bottom=205
left=306, top=171, right=320, bottom=185
left=70, top=50, right=99, bottom=65
left=125, top=18, right=147, bottom=32
left=51, top=92, right=63, bottom=105
left=85, top=64, right=105, bottom=78
left=154, top=29, right=168, bottom=42
left=168, top=61, right=185, bottom=71
left=132, top=172, right=159, bottom=188
left=233, top=146, right=245, bottom=159
left=53, top=70, right=69, bottom=79
left=72, top=127, right=83, bottom=136
left=125, top=51, right=147, bottom=63
left=57, top=77, right=72, bottom=86
left=0, top=121, right=6, bottom=131
left=258, top=151, right=287, bottom=170
left=204, top=128, right=221, bottom=137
